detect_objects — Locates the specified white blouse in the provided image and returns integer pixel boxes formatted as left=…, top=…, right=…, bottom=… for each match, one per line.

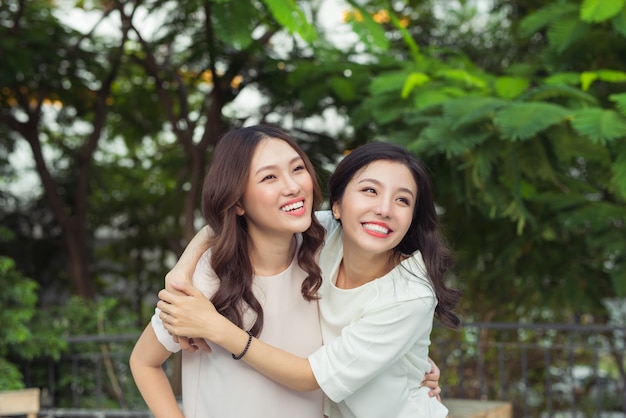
left=308, top=211, right=448, bottom=418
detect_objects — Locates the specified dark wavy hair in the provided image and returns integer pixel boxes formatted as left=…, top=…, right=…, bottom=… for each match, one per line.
left=201, top=125, right=325, bottom=336
left=328, top=142, right=461, bottom=328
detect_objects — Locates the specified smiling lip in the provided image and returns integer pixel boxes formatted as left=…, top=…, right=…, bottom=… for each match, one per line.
left=280, top=198, right=306, bottom=216
left=362, top=222, right=392, bottom=237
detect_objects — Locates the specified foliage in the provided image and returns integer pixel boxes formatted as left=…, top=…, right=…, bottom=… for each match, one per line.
left=0, top=226, right=65, bottom=390
left=331, top=0, right=626, bottom=325
left=32, top=297, right=145, bottom=408
left=0, top=238, right=38, bottom=389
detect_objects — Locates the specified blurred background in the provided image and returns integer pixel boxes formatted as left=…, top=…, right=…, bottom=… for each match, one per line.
left=1, top=0, right=625, bottom=416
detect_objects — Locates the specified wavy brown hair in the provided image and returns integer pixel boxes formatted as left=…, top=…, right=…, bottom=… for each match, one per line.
left=201, top=125, right=325, bottom=336
left=328, top=142, right=461, bottom=329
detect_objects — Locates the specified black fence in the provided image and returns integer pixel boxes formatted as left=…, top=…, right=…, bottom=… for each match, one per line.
left=433, top=322, right=626, bottom=417
left=20, top=322, right=626, bottom=418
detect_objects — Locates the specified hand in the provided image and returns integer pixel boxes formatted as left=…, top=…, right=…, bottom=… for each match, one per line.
left=157, top=282, right=223, bottom=341
left=176, top=336, right=213, bottom=353
left=164, top=274, right=210, bottom=352
left=422, top=357, right=442, bottom=401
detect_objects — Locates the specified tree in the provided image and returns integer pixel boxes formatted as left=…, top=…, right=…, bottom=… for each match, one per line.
left=0, top=0, right=131, bottom=298
left=0, top=0, right=343, bottom=302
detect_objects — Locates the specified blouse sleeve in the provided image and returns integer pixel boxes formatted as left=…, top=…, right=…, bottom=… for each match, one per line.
left=150, top=248, right=217, bottom=354
left=151, top=307, right=182, bottom=353
left=308, top=295, right=436, bottom=403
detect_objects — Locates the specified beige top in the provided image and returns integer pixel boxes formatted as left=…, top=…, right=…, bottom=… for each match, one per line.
left=152, top=241, right=323, bottom=418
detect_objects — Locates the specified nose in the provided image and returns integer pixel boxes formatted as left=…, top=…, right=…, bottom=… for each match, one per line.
left=282, top=174, right=301, bottom=195
left=373, top=196, right=391, bottom=217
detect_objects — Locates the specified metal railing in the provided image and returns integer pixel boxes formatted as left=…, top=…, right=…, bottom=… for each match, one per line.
left=20, top=323, right=626, bottom=418
left=432, top=322, right=626, bottom=418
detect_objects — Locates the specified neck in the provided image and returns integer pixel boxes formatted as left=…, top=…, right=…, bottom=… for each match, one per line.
left=336, top=247, right=397, bottom=290
left=248, top=232, right=296, bottom=277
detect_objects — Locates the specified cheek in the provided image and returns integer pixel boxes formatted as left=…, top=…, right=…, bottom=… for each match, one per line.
left=301, top=174, right=314, bottom=195
left=243, top=187, right=271, bottom=209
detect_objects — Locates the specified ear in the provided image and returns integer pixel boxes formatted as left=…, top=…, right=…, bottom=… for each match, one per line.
left=235, top=202, right=245, bottom=216
left=331, top=201, right=341, bottom=219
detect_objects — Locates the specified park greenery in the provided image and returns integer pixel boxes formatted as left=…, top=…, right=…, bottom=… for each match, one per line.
left=1, top=0, right=625, bottom=410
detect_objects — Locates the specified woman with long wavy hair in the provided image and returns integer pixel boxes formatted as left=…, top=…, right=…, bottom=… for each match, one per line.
left=131, top=125, right=325, bottom=418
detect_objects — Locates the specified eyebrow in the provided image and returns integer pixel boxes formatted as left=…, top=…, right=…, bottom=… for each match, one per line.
left=357, top=178, right=416, bottom=198
left=254, top=156, right=303, bottom=176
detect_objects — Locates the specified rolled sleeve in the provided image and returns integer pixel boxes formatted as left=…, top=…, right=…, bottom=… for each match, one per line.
left=150, top=307, right=182, bottom=353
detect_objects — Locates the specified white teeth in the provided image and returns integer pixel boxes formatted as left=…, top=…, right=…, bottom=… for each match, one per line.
left=363, top=223, right=389, bottom=234
left=281, top=201, right=304, bottom=212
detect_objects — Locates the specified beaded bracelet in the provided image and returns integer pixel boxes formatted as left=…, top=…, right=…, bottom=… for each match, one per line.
left=232, top=331, right=253, bottom=360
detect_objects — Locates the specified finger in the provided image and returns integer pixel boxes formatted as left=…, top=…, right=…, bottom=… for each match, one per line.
left=159, top=309, right=171, bottom=325
left=192, top=338, right=212, bottom=353
left=165, top=271, right=193, bottom=292
left=179, top=337, right=198, bottom=352
left=428, top=358, right=441, bottom=378
left=429, top=385, right=441, bottom=398
left=158, top=288, right=179, bottom=304
left=156, top=300, right=172, bottom=313
left=421, top=375, right=439, bottom=389
left=170, top=281, right=199, bottom=296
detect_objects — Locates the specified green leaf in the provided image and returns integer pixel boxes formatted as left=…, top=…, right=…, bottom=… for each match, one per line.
left=612, top=7, right=626, bottom=37
left=545, top=72, right=582, bottom=86
left=437, top=69, right=487, bottom=89
left=442, top=97, right=508, bottom=129
left=388, top=10, right=421, bottom=62
left=612, top=147, right=626, bottom=199
left=494, top=76, right=530, bottom=99
left=580, top=0, right=625, bottom=23
left=581, top=71, right=599, bottom=91
left=261, top=0, right=317, bottom=43
left=609, top=93, right=626, bottom=115
left=521, top=84, right=598, bottom=104
left=371, top=105, right=404, bottom=124
left=519, top=2, right=579, bottom=37
left=597, top=69, right=626, bottom=83
left=212, top=2, right=258, bottom=49
left=547, top=16, right=589, bottom=53
left=401, top=72, right=431, bottom=99
left=412, top=120, right=491, bottom=158
left=370, top=72, right=408, bottom=96
left=494, top=103, right=570, bottom=141
left=413, top=89, right=449, bottom=110
left=330, top=76, right=356, bottom=102
left=571, top=108, right=626, bottom=143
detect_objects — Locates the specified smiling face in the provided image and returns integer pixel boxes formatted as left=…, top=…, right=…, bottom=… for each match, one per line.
left=238, top=137, right=314, bottom=240
left=332, top=160, right=417, bottom=258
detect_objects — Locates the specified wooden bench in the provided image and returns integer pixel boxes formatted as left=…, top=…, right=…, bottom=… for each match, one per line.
left=0, top=388, right=40, bottom=418
left=446, top=398, right=512, bottom=418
